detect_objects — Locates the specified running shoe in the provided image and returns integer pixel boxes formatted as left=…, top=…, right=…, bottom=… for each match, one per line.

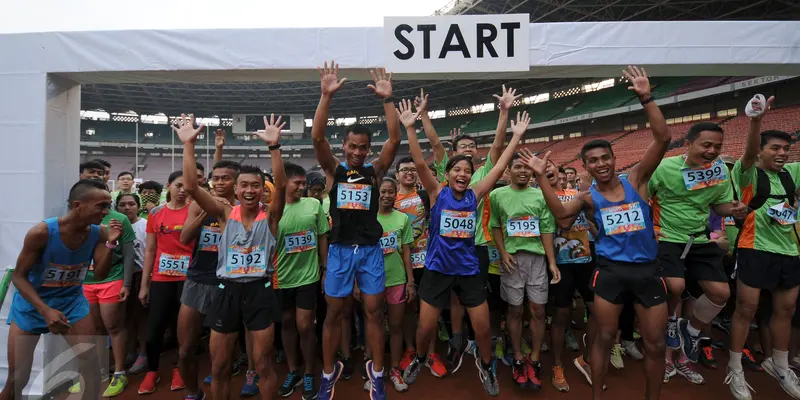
left=102, top=374, right=129, bottom=397
left=476, top=358, right=499, bottom=397
left=138, top=372, right=160, bottom=395
left=402, top=357, right=422, bottom=385
left=742, top=349, right=762, bottom=372
left=527, top=359, right=543, bottom=391
left=301, top=374, right=317, bottom=400
left=318, top=361, right=343, bottom=400
left=791, top=355, right=800, bottom=372
left=437, top=317, right=450, bottom=342
left=276, top=349, right=286, bottom=364
left=699, top=345, right=718, bottom=369
left=664, top=360, right=676, bottom=383
left=762, top=357, right=800, bottom=399
left=203, top=375, right=212, bottom=385
left=389, top=367, right=408, bottom=393
left=512, top=359, right=527, bottom=387
left=622, top=340, right=644, bottom=360
left=552, top=365, right=570, bottom=392
left=666, top=318, right=680, bottom=349
left=171, top=368, right=185, bottom=391
left=232, top=353, right=247, bottom=376
left=361, top=357, right=370, bottom=380
left=565, top=330, right=580, bottom=352
left=494, top=337, right=505, bottom=360
left=184, top=388, right=206, bottom=400
left=366, top=360, right=386, bottom=400
left=724, top=367, right=754, bottom=400
left=128, top=355, right=147, bottom=375
left=446, top=340, right=469, bottom=373
left=426, top=353, right=448, bottom=377
left=340, top=356, right=354, bottom=380
left=399, top=349, right=415, bottom=372
left=610, top=343, right=624, bottom=369
left=675, top=360, right=705, bottom=384
left=240, top=370, right=259, bottom=397
left=574, top=355, right=593, bottom=386
left=678, top=318, right=700, bottom=363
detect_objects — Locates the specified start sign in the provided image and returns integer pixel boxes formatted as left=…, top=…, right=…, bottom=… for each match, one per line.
left=384, top=14, right=530, bottom=73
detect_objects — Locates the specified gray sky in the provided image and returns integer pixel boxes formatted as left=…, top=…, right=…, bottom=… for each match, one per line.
left=1, top=0, right=448, bottom=34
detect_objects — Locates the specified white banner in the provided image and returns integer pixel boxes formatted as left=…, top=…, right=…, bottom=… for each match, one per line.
left=384, top=14, right=530, bottom=73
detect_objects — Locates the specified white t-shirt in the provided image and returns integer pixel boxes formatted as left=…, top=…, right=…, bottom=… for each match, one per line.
left=132, top=218, right=148, bottom=271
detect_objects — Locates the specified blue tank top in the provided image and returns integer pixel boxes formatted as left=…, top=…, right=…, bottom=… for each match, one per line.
left=590, top=179, right=657, bottom=263
left=426, top=187, right=479, bottom=275
left=12, top=218, right=100, bottom=313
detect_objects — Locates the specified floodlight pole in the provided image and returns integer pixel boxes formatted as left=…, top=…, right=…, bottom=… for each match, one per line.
left=171, top=125, right=175, bottom=172
left=135, top=121, right=139, bottom=179
left=206, top=125, right=210, bottom=173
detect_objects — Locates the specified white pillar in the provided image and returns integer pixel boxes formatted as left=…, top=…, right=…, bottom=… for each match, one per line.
left=0, top=73, right=81, bottom=396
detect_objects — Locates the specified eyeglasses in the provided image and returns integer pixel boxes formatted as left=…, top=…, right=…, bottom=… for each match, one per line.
left=398, top=168, right=417, bottom=174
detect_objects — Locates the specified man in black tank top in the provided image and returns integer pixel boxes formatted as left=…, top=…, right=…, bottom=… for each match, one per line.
left=311, top=61, right=401, bottom=400
left=177, top=159, right=241, bottom=400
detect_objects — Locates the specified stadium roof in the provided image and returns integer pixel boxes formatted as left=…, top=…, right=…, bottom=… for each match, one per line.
left=80, top=0, right=799, bottom=118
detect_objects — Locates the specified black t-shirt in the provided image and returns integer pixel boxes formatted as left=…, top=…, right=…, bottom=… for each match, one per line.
left=329, top=162, right=382, bottom=245
left=187, top=215, right=222, bottom=284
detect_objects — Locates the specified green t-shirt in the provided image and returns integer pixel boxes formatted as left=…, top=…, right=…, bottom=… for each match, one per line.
left=436, top=152, right=495, bottom=246
left=377, top=210, right=414, bottom=287
left=275, top=198, right=330, bottom=289
left=489, top=186, right=555, bottom=256
left=648, top=156, right=734, bottom=244
left=86, top=210, right=135, bottom=284
left=732, top=160, right=800, bottom=256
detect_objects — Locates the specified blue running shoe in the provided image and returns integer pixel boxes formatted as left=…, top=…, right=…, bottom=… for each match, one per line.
left=203, top=375, right=212, bottom=385
left=366, top=360, right=386, bottom=400
left=678, top=318, right=700, bottom=363
left=666, top=318, right=680, bottom=349
left=240, top=370, right=259, bottom=397
left=318, top=361, right=343, bottom=400
left=301, top=374, right=318, bottom=400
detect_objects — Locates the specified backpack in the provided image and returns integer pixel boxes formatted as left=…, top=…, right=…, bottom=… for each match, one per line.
left=733, top=167, right=796, bottom=229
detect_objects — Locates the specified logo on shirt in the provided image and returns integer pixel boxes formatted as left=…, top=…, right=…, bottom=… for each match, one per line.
left=347, top=176, right=365, bottom=183
left=157, top=224, right=184, bottom=235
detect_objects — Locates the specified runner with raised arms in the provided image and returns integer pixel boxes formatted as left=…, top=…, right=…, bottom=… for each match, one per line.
left=397, top=97, right=530, bottom=397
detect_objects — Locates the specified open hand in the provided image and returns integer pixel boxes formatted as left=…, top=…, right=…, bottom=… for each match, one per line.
left=406, top=283, right=417, bottom=303
left=105, top=219, right=123, bottom=242
left=214, top=129, right=226, bottom=148
left=254, top=114, right=285, bottom=146
left=518, top=148, right=550, bottom=177
left=367, top=68, right=393, bottom=99
left=549, top=264, right=561, bottom=284
left=172, top=113, right=206, bottom=144
left=622, top=65, right=651, bottom=100
left=318, top=60, right=347, bottom=97
left=510, top=111, right=531, bottom=137
left=414, top=89, right=429, bottom=114
left=501, top=252, right=516, bottom=273
left=493, top=84, right=522, bottom=110
left=396, top=99, right=419, bottom=128
left=450, top=128, right=461, bottom=142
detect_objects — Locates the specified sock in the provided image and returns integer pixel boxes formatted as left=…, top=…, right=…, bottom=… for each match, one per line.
left=686, top=321, right=701, bottom=337
left=728, top=351, right=743, bottom=372
left=668, top=313, right=677, bottom=322
left=481, top=361, right=492, bottom=372
left=416, top=355, right=426, bottom=365
left=322, top=369, right=334, bottom=379
left=371, top=367, right=383, bottom=378
left=774, top=349, right=790, bottom=371
left=451, top=332, right=463, bottom=349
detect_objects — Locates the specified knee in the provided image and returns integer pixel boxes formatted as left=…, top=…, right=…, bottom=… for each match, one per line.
left=597, top=329, right=616, bottom=346
left=211, top=359, right=231, bottom=379
left=667, top=280, right=685, bottom=297
left=281, top=315, right=295, bottom=331
left=643, top=334, right=666, bottom=355
left=529, top=305, right=546, bottom=322
left=296, top=317, right=312, bottom=336
left=364, top=305, right=383, bottom=323
left=323, top=309, right=342, bottom=327
left=774, top=302, right=797, bottom=320
left=507, top=305, right=523, bottom=320
left=734, top=299, right=759, bottom=320
left=707, top=285, right=731, bottom=305
left=105, top=318, right=125, bottom=335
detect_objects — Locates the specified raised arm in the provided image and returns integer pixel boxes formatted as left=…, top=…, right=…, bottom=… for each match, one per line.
left=472, top=111, right=529, bottom=200
left=367, top=68, right=400, bottom=176
left=523, top=150, right=587, bottom=220
left=414, top=89, right=447, bottom=165
left=398, top=99, right=442, bottom=201
left=624, top=66, right=670, bottom=190
left=740, top=94, right=774, bottom=171
left=488, top=85, right=522, bottom=164
left=254, top=114, right=287, bottom=236
left=213, top=129, right=226, bottom=165
left=312, top=61, right=347, bottom=175
left=175, top=114, right=227, bottom=220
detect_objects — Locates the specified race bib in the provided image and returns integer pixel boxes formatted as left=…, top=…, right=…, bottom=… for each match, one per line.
left=571, top=212, right=590, bottom=231
left=380, top=231, right=399, bottom=254
left=488, top=246, right=501, bottom=268
left=284, top=230, right=317, bottom=254
left=158, top=253, right=190, bottom=277
left=337, top=183, right=371, bottom=210
left=41, top=262, right=88, bottom=287
left=768, top=202, right=798, bottom=225
left=600, top=202, right=646, bottom=235
left=225, top=245, right=267, bottom=276
left=724, top=216, right=736, bottom=226
left=440, top=210, right=476, bottom=239
left=681, top=159, right=728, bottom=191
left=411, top=250, right=426, bottom=268
left=199, top=226, right=222, bottom=252
left=506, top=216, right=541, bottom=237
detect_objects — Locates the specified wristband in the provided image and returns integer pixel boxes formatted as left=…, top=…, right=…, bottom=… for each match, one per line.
left=105, top=241, right=118, bottom=249
left=640, top=97, right=653, bottom=105
left=268, top=144, right=281, bottom=151
left=383, top=96, right=396, bottom=104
